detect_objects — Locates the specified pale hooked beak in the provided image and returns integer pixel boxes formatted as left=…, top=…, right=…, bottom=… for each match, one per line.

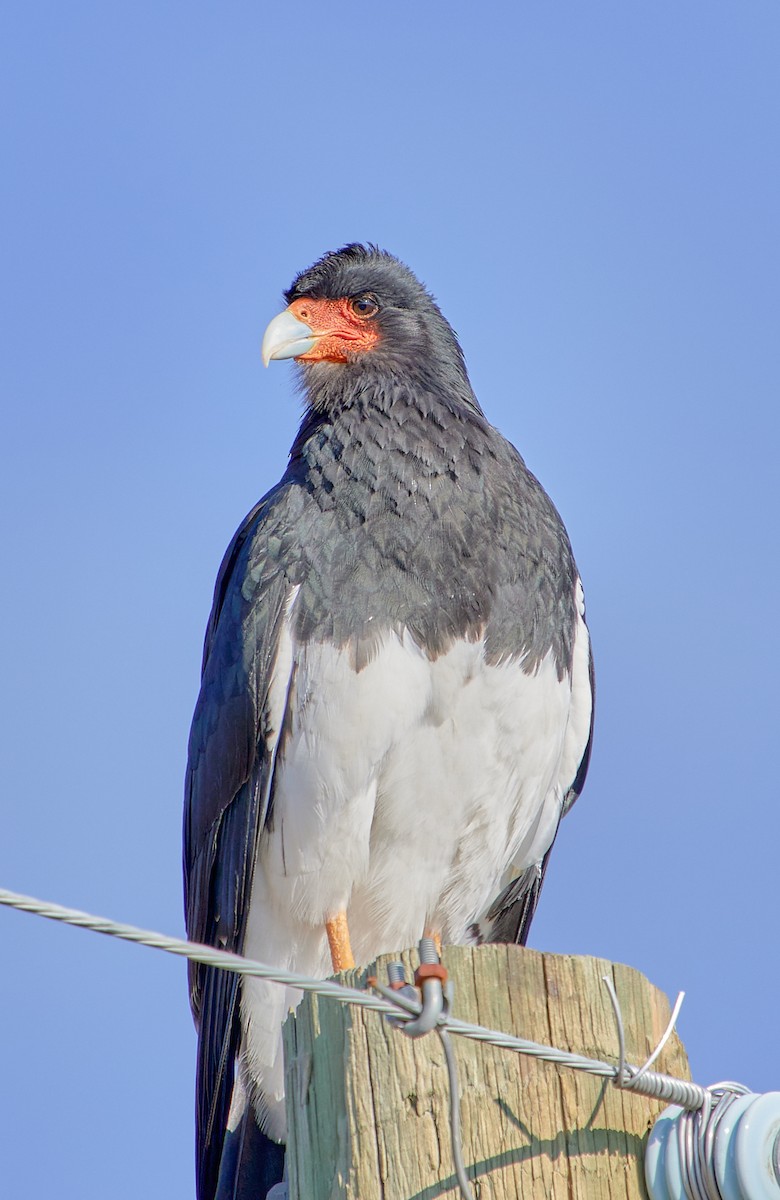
left=261, top=308, right=317, bottom=367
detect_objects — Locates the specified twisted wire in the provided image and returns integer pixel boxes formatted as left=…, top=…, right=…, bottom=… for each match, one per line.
left=0, top=885, right=708, bottom=1110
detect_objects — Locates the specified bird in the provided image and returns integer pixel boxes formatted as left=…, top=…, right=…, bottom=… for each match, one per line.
left=183, top=244, right=594, bottom=1200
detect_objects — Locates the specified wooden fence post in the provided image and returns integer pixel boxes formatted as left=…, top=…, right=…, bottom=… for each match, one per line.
left=282, top=944, right=690, bottom=1200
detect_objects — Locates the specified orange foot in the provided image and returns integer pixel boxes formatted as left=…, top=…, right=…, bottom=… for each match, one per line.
left=325, top=910, right=355, bottom=972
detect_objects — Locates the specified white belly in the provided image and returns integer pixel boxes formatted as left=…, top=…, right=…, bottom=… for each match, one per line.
left=240, top=626, right=580, bottom=1139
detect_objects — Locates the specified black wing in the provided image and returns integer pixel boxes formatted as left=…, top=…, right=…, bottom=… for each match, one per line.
left=183, top=486, right=296, bottom=1200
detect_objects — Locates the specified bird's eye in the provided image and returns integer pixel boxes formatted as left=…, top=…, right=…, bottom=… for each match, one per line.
left=350, top=295, right=379, bottom=319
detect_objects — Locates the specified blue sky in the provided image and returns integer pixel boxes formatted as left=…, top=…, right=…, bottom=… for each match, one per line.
left=1, top=4, right=778, bottom=1197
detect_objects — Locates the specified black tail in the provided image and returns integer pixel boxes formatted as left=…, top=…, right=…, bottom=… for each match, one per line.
left=215, top=1104, right=285, bottom=1200
left=471, top=843, right=556, bottom=947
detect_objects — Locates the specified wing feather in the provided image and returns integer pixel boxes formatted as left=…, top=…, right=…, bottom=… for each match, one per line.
left=183, top=487, right=296, bottom=1200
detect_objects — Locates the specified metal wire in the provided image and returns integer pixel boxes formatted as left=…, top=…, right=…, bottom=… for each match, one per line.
left=0, top=884, right=712, bottom=1113
left=673, top=1084, right=753, bottom=1200
left=439, top=1028, right=478, bottom=1200
left=602, top=975, right=705, bottom=1107
left=0, top=886, right=406, bottom=1017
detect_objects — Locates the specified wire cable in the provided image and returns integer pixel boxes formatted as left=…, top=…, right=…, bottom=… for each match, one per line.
left=0, top=883, right=709, bottom=1113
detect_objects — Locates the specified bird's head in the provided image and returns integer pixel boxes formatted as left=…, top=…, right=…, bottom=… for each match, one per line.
left=261, top=244, right=476, bottom=407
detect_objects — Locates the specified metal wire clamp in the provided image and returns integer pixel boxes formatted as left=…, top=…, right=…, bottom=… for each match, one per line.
left=368, top=939, right=477, bottom=1200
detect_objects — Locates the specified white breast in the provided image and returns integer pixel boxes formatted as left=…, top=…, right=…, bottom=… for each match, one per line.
left=240, top=610, right=590, bottom=1140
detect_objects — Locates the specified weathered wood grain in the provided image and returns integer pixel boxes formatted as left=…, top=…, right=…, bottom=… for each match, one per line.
left=283, top=945, right=690, bottom=1200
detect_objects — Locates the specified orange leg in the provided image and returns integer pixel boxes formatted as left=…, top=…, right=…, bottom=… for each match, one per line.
left=325, top=911, right=355, bottom=972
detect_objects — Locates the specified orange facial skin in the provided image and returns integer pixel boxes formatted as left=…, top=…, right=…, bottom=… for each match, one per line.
left=287, top=296, right=381, bottom=362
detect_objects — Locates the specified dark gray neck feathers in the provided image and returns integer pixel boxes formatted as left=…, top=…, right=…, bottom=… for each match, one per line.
left=248, top=377, right=580, bottom=677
